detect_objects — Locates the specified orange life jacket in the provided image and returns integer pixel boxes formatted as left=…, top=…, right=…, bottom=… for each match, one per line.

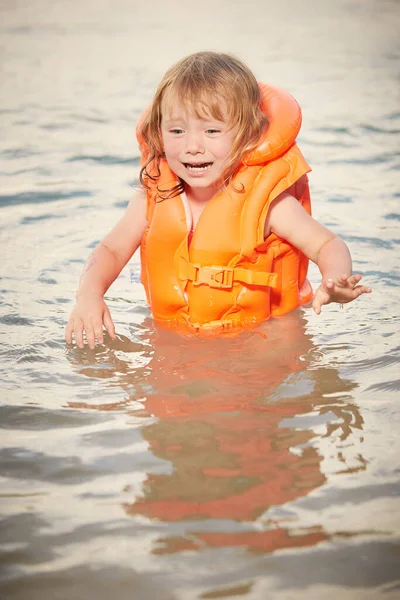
left=137, top=83, right=313, bottom=333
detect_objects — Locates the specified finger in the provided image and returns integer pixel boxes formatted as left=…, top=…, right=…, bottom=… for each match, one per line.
left=324, top=278, right=334, bottom=290
left=74, top=320, right=85, bottom=349
left=85, top=321, right=96, bottom=350
left=347, top=274, right=362, bottom=287
left=93, top=321, right=104, bottom=345
left=333, top=274, right=351, bottom=288
left=65, top=320, right=73, bottom=344
left=104, top=309, right=116, bottom=339
left=312, top=296, right=323, bottom=315
left=339, top=285, right=372, bottom=305
left=353, top=285, right=372, bottom=297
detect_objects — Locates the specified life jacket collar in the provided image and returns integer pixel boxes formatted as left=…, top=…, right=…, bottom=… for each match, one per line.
left=244, top=83, right=302, bottom=165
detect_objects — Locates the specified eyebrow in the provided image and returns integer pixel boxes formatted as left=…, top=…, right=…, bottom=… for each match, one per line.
left=162, top=116, right=227, bottom=126
left=162, top=118, right=185, bottom=125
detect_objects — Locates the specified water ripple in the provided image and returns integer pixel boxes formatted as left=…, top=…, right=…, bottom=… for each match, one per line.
left=327, top=195, right=352, bottom=204
left=0, top=314, right=33, bottom=326
left=0, top=406, right=107, bottom=431
left=20, top=213, right=66, bottom=224
left=328, top=154, right=398, bottom=166
left=0, top=148, right=44, bottom=160
left=343, top=349, right=399, bottom=372
left=360, top=124, right=400, bottom=135
left=67, top=154, right=139, bottom=166
left=341, top=235, right=394, bottom=250
left=38, top=271, right=58, bottom=285
left=0, top=190, right=92, bottom=207
left=365, top=379, right=400, bottom=393
left=384, top=213, right=400, bottom=221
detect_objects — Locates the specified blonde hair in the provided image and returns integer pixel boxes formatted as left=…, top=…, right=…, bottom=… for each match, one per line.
left=139, top=51, right=267, bottom=198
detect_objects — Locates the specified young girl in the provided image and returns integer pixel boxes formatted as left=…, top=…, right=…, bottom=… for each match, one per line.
left=65, top=51, right=371, bottom=349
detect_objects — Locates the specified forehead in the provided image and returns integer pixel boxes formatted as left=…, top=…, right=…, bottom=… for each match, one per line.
left=161, top=86, right=234, bottom=123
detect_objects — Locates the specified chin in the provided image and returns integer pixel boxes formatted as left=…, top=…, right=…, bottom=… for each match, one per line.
left=184, top=172, right=222, bottom=187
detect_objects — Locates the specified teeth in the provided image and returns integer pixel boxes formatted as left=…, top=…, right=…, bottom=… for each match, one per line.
left=185, top=163, right=212, bottom=171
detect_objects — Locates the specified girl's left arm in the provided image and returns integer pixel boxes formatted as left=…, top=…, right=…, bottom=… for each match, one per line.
left=265, top=193, right=372, bottom=314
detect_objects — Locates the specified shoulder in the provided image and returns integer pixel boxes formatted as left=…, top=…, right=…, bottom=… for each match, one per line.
left=128, top=186, right=147, bottom=207
left=264, top=192, right=301, bottom=238
left=124, top=187, right=148, bottom=220
left=99, top=188, right=148, bottom=262
left=110, top=187, right=148, bottom=237
left=265, top=192, right=336, bottom=262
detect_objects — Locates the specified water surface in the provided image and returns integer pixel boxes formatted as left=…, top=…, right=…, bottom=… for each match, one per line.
left=1, top=1, right=399, bottom=598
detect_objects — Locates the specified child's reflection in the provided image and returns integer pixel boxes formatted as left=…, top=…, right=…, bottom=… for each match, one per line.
left=66, top=313, right=365, bottom=555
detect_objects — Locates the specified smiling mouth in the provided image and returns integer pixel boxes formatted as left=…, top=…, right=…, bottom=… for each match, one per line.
left=184, top=162, right=213, bottom=171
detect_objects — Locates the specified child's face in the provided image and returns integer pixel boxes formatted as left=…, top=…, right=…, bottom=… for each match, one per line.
left=161, top=100, right=238, bottom=198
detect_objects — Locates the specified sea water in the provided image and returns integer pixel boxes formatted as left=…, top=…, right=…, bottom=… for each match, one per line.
left=1, top=1, right=399, bottom=598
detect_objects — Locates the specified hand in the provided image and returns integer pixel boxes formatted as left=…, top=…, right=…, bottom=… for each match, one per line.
left=312, top=274, right=372, bottom=315
left=65, top=294, right=116, bottom=349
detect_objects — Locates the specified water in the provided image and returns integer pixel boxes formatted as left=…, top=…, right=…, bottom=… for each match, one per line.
left=1, top=0, right=399, bottom=598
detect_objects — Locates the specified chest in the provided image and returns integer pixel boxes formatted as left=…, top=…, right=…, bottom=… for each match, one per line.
left=182, top=193, right=209, bottom=233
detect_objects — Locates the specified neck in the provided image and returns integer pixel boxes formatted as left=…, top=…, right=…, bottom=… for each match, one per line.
left=185, top=183, right=221, bottom=204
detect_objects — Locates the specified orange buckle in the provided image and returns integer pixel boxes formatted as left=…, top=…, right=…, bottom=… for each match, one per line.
left=193, top=265, right=234, bottom=289
left=191, top=319, right=234, bottom=330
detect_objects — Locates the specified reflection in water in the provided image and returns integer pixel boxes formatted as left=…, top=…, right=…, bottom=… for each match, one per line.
left=1, top=0, right=398, bottom=595
left=66, top=313, right=365, bottom=557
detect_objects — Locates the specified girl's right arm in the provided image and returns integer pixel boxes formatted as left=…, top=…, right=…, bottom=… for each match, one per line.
left=65, top=189, right=148, bottom=349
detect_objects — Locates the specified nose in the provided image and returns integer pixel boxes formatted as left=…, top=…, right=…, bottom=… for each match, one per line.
left=185, top=131, right=204, bottom=155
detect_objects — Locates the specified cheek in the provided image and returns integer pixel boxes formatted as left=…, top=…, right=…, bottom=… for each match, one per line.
left=163, top=138, right=181, bottom=158
left=218, top=139, right=235, bottom=161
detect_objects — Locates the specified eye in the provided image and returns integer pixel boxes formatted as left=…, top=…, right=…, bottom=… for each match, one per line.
left=170, top=128, right=184, bottom=135
left=206, top=128, right=221, bottom=135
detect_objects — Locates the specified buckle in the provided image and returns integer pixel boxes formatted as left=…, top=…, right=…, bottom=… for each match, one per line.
left=193, top=265, right=234, bottom=289
left=191, top=319, right=234, bottom=330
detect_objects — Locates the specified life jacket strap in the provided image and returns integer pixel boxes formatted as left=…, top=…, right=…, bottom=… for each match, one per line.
left=178, top=259, right=277, bottom=290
